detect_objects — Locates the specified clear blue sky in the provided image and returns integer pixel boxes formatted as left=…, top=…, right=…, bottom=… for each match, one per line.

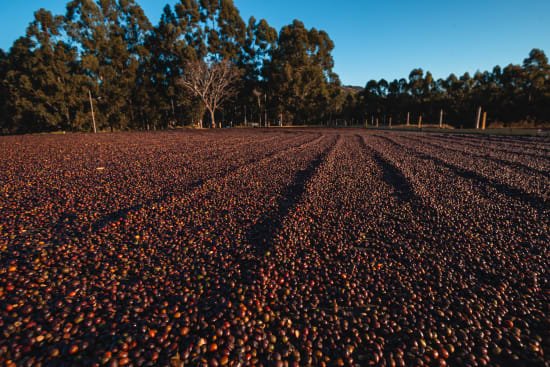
left=1, top=0, right=548, bottom=86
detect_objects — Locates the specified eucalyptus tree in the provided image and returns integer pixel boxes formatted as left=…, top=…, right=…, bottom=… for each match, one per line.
left=522, top=48, right=550, bottom=120
left=3, top=9, right=88, bottom=133
left=140, top=4, right=199, bottom=128
left=171, top=0, right=250, bottom=126
left=0, top=49, right=9, bottom=132
left=179, top=59, right=241, bottom=128
left=265, top=20, right=338, bottom=124
left=66, top=0, right=152, bottom=131
left=237, top=16, right=277, bottom=124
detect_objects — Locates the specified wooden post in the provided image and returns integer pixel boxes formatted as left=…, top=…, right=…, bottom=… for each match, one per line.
left=389, top=116, right=392, bottom=128
left=418, top=115, right=422, bottom=128
left=257, top=94, right=261, bottom=126
left=88, top=90, right=97, bottom=134
left=439, top=109, right=443, bottom=128
left=482, top=112, right=487, bottom=130
left=376, top=118, right=379, bottom=127
left=476, top=106, right=482, bottom=129
left=406, top=112, right=410, bottom=126
left=264, top=93, right=268, bottom=127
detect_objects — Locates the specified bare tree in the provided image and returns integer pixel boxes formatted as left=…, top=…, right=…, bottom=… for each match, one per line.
left=179, top=59, right=241, bottom=128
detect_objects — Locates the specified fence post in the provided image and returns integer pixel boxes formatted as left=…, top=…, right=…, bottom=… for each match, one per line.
left=476, top=106, right=482, bottom=129
left=439, top=109, right=443, bottom=128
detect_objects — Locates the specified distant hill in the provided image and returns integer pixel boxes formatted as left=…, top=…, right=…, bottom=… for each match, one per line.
left=341, top=85, right=364, bottom=94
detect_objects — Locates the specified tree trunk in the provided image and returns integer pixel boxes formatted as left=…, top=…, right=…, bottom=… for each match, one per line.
left=129, top=100, right=135, bottom=128
left=64, top=108, right=71, bottom=131
left=209, top=108, right=216, bottom=129
left=88, top=89, right=97, bottom=133
left=171, top=98, right=176, bottom=120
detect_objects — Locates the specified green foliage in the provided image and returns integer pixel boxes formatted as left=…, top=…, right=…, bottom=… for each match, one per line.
left=0, top=49, right=8, bottom=132
left=66, top=0, right=152, bottom=131
left=265, top=20, right=338, bottom=124
left=0, top=1, right=548, bottom=132
left=3, top=9, right=88, bottom=133
left=356, top=51, right=550, bottom=127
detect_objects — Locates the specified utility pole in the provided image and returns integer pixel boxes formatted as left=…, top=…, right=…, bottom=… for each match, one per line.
left=88, top=89, right=97, bottom=134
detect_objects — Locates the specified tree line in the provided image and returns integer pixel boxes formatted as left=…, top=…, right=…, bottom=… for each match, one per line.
left=0, top=0, right=548, bottom=134
left=344, top=49, right=550, bottom=128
